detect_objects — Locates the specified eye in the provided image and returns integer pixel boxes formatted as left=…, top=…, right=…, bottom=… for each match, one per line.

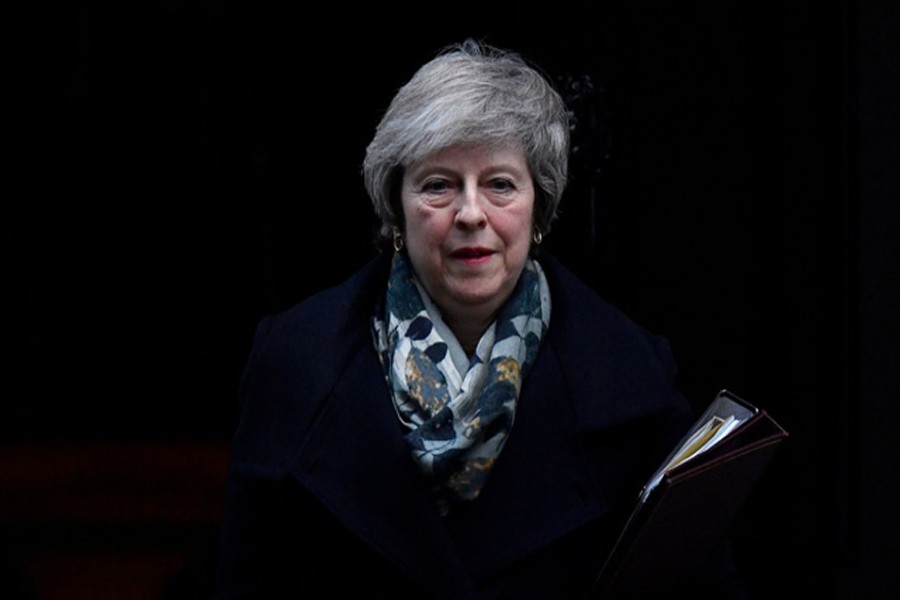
left=421, top=178, right=452, bottom=194
left=488, top=177, right=516, bottom=192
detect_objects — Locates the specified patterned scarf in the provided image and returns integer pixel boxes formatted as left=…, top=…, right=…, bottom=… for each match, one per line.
left=372, top=252, right=551, bottom=514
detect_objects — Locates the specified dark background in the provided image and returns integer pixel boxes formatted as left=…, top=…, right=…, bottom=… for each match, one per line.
left=7, top=0, right=898, bottom=598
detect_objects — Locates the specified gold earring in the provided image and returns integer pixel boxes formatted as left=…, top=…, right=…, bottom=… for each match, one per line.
left=392, top=227, right=404, bottom=252
left=533, top=230, right=543, bottom=245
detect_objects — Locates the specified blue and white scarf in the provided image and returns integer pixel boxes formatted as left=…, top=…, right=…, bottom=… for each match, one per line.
left=372, top=252, right=551, bottom=514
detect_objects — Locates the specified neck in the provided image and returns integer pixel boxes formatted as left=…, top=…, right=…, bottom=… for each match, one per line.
left=444, top=312, right=493, bottom=356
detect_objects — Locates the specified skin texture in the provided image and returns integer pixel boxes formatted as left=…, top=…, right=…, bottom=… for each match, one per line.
left=400, top=143, right=535, bottom=353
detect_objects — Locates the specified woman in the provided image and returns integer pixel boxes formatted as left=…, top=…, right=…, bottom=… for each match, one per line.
left=216, top=40, right=746, bottom=598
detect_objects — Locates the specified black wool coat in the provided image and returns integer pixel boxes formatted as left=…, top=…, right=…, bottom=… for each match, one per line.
left=215, top=252, right=747, bottom=599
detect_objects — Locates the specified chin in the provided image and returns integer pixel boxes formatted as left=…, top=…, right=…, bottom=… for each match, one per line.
left=452, top=285, right=509, bottom=308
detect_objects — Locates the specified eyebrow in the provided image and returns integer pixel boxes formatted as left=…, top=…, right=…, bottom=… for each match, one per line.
left=406, top=162, right=529, bottom=181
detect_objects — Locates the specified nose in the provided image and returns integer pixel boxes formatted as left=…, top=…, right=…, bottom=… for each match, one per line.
left=454, top=181, right=487, bottom=229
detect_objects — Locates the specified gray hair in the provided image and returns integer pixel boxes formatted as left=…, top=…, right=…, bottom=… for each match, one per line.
left=363, top=39, right=570, bottom=247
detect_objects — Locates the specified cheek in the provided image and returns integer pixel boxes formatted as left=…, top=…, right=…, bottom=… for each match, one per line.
left=406, top=208, right=452, bottom=247
left=496, top=210, right=534, bottom=249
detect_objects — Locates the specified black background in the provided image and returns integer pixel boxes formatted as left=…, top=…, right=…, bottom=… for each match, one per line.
left=8, top=0, right=898, bottom=597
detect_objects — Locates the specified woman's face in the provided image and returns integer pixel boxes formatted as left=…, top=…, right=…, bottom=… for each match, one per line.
left=400, top=143, right=535, bottom=324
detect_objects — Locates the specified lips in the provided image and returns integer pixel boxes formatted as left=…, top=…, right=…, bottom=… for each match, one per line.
left=450, top=247, right=494, bottom=259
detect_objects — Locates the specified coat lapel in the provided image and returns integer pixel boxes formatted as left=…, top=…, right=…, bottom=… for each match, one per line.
left=286, top=340, right=476, bottom=599
left=441, top=339, right=609, bottom=577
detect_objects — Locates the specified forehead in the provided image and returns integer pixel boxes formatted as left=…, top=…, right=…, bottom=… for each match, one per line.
left=406, top=143, right=529, bottom=173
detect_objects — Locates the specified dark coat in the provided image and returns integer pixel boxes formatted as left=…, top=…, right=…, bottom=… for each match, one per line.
left=215, top=252, right=746, bottom=599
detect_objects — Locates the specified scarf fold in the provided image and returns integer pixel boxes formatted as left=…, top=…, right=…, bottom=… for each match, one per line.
left=372, top=252, right=551, bottom=513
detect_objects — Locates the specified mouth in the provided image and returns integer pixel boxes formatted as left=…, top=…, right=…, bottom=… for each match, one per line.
left=450, top=247, right=494, bottom=260
left=450, top=247, right=495, bottom=263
